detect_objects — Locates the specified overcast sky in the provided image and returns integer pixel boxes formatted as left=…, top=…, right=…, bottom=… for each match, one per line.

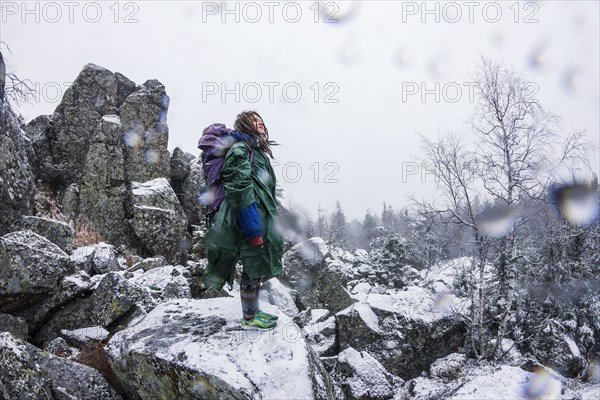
left=2, top=1, right=599, bottom=221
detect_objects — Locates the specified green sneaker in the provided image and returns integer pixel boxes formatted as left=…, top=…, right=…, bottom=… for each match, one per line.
left=256, top=308, right=279, bottom=321
left=240, top=315, right=277, bottom=330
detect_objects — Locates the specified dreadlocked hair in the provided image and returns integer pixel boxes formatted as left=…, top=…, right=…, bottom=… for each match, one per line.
left=233, top=110, right=280, bottom=159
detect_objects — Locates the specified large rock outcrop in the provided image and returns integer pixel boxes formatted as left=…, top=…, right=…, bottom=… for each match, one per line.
left=106, top=297, right=334, bottom=399
left=23, top=63, right=175, bottom=254
left=0, top=108, right=35, bottom=235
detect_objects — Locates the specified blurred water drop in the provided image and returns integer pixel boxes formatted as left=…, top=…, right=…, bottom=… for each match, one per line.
left=144, top=149, right=160, bottom=164
left=433, top=293, right=455, bottom=313
left=477, top=204, right=518, bottom=238
left=197, top=185, right=216, bottom=207
left=257, top=168, right=271, bottom=186
left=526, top=368, right=561, bottom=399
left=427, top=55, right=450, bottom=79
left=392, top=47, right=411, bottom=69
left=337, top=33, right=363, bottom=66
left=123, top=124, right=143, bottom=148
left=560, top=67, right=583, bottom=97
left=527, top=38, right=552, bottom=72
left=490, top=30, right=504, bottom=49
left=548, top=179, right=600, bottom=227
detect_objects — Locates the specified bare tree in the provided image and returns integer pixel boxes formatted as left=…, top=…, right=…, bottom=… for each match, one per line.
left=469, top=57, right=590, bottom=358
left=410, top=131, right=492, bottom=358
left=0, top=43, right=36, bottom=115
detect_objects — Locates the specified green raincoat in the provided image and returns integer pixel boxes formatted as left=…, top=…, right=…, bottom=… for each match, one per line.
left=201, top=141, right=284, bottom=291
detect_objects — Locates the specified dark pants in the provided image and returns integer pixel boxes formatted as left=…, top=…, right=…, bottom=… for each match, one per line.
left=240, top=269, right=261, bottom=320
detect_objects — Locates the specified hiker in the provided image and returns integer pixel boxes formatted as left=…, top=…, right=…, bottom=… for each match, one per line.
left=200, top=110, right=284, bottom=330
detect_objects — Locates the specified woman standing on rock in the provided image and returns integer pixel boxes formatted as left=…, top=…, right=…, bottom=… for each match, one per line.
left=201, top=110, right=284, bottom=330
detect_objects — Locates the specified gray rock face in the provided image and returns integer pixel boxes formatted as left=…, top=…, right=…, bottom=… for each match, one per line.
left=0, top=332, right=121, bottom=399
left=280, top=237, right=356, bottom=314
left=21, top=215, right=75, bottom=251
left=106, top=297, right=333, bottom=400
left=16, top=270, right=94, bottom=334
left=529, top=332, right=587, bottom=378
left=181, top=157, right=206, bottom=226
left=131, top=178, right=188, bottom=263
left=0, top=313, right=28, bottom=340
left=22, top=114, right=54, bottom=184
left=330, top=347, right=402, bottom=400
left=170, top=147, right=195, bottom=196
left=42, top=64, right=136, bottom=188
left=0, top=230, right=72, bottom=313
left=0, top=109, right=35, bottom=235
left=337, top=287, right=467, bottom=380
left=79, top=114, right=133, bottom=246
left=120, top=79, right=171, bottom=183
left=33, top=272, right=144, bottom=346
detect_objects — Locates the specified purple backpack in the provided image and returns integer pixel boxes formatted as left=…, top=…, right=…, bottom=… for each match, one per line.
left=197, top=123, right=254, bottom=223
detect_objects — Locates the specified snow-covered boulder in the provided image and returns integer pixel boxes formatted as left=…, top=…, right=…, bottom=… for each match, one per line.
left=106, top=298, right=334, bottom=399
left=70, top=242, right=122, bottom=275
left=530, top=331, right=587, bottom=378
left=304, top=314, right=337, bottom=356
left=131, top=178, right=188, bottom=264
left=429, top=353, right=467, bottom=382
left=127, top=255, right=167, bottom=272
left=0, top=332, right=121, bottom=399
left=330, top=347, right=403, bottom=400
left=397, top=364, right=563, bottom=400
left=259, top=277, right=299, bottom=317
left=60, top=326, right=110, bottom=347
left=337, top=286, right=468, bottom=380
left=127, top=264, right=192, bottom=311
left=280, top=237, right=356, bottom=314
left=0, top=230, right=73, bottom=313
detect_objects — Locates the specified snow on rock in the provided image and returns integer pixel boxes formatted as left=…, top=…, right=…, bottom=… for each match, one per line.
left=70, top=242, right=121, bottom=275
left=338, top=286, right=468, bottom=380
left=106, top=298, right=333, bottom=399
left=420, top=256, right=473, bottom=294
left=304, top=315, right=337, bottom=356
left=449, top=365, right=559, bottom=400
left=0, top=332, right=121, bottom=399
left=130, top=178, right=188, bottom=264
left=259, top=277, right=299, bottom=317
left=429, top=353, right=467, bottom=382
left=127, top=264, right=192, bottom=311
left=330, top=347, right=402, bottom=400
left=60, top=326, right=110, bottom=347
left=397, top=360, right=573, bottom=400
left=280, top=237, right=355, bottom=314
